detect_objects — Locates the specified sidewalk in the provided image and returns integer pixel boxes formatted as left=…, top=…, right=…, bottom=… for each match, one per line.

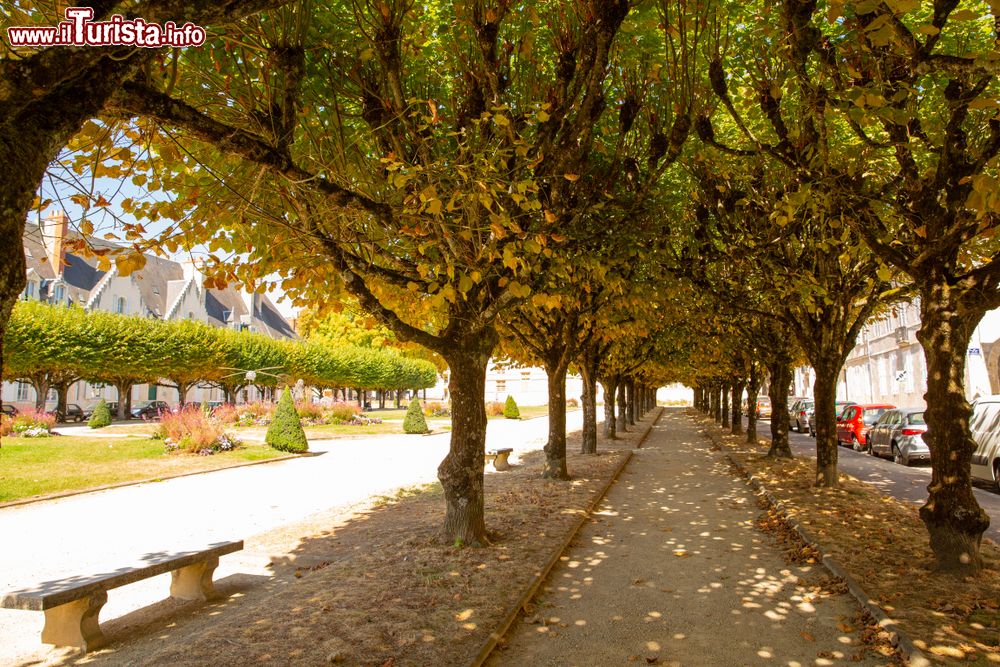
left=490, top=409, right=883, bottom=666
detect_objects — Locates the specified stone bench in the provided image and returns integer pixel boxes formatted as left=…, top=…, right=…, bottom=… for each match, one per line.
left=0, top=540, right=243, bottom=652
left=485, top=448, right=513, bottom=471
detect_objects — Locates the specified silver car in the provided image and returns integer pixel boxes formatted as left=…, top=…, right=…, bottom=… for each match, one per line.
left=970, top=396, right=1000, bottom=488
left=789, top=398, right=814, bottom=433
left=867, top=408, right=929, bottom=466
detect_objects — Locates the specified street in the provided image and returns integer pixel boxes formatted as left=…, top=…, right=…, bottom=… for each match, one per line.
left=753, top=417, right=1000, bottom=544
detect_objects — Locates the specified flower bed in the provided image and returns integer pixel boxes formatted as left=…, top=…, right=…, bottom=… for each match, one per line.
left=156, top=406, right=242, bottom=455
left=1, top=410, right=56, bottom=438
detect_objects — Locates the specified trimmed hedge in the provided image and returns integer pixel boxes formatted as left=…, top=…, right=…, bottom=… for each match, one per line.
left=403, top=397, right=429, bottom=434
left=266, top=387, right=308, bottom=453
left=88, top=398, right=112, bottom=428
left=503, top=395, right=520, bottom=419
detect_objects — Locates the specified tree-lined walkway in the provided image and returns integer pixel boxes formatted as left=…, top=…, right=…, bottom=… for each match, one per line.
left=491, top=410, right=880, bottom=666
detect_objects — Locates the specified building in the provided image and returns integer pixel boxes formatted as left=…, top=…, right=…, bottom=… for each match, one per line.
left=3, top=212, right=296, bottom=412
left=791, top=298, right=997, bottom=408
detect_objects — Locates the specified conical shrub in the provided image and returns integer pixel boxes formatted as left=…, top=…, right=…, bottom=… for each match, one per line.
left=503, top=395, right=520, bottom=419
left=266, top=387, right=308, bottom=453
left=403, top=397, right=429, bottom=434
left=88, top=398, right=112, bottom=429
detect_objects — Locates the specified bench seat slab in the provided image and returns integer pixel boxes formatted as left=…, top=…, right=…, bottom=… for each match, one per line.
left=170, top=556, right=220, bottom=601
left=41, top=590, right=107, bottom=652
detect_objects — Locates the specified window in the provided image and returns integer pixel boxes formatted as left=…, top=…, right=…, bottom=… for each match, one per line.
left=904, top=354, right=915, bottom=393
left=496, top=380, right=506, bottom=393
left=23, top=281, right=36, bottom=300
left=148, top=385, right=157, bottom=401
left=54, top=284, right=65, bottom=303
left=115, top=296, right=127, bottom=314
left=47, top=388, right=57, bottom=401
left=16, top=381, right=30, bottom=401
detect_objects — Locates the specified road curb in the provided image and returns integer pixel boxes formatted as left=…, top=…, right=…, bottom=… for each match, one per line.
left=699, top=423, right=930, bottom=667
left=470, top=407, right=663, bottom=667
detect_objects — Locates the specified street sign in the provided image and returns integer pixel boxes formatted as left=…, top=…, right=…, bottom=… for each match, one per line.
left=969, top=347, right=982, bottom=356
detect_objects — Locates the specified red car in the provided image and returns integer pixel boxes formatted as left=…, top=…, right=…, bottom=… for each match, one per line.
left=836, top=404, right=895, bottom=449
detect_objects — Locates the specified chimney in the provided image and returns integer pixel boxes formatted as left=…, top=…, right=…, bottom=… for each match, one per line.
left=41, top=210, right=69, bottom=277
left=182, top=257, right=205, bottom=293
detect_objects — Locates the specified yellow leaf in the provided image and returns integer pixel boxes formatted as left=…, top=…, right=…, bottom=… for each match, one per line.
left=563, top=173, right=580, bottom=182
left=80, top=219, right=94, bottom=236
left=544, top=210, right=558, bottom=223
left=537, top=110, right=550, bottom=122
left=426, top=198, right=443, bottom=215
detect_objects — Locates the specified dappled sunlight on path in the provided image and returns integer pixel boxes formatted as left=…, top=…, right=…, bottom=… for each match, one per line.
left=491, top=410, right=880, bottom=666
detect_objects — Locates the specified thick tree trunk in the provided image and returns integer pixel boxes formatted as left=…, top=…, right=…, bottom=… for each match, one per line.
left=116, top=382, right=133, bottom=420
left=395, top=390, right=402, bottom=408
left=54, top=382, right=71, bottom=421
left=709, top=384, right=719, bottom=421
left=438, top=330, right=497, bottom=546
left=356, top=388, right=364, bottom=408
left=617, top=375, right=628, bottom=433
left=721, top=382, right=731, bottom=429
left=767, top=359, right=793, bottom=458
left=916, top=283, right=990, bottom=573
left=378, top=390, right=386, bottom=409
left=602, top=378, right=617, bottom=439
left=731, top=380, right=745, bottom=436
left=746, top=366, right=760, bottom=444
left=542, top=361, right=570, bottom=479
left=30, top=376, right=49, bottom=413
left=580, top=360, right=598, bottom=455
left=812, top=361, right=840, bottom=487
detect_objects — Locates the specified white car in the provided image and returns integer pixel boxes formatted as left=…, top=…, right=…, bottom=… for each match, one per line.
left=970, top=396, right=1000, bottom=488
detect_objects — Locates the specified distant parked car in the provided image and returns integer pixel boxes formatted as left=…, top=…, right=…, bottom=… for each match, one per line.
left=789, top=399, right=814, bottom=433
left=56, top=403, right=87, bottom=423
left=837, top=404, right=894, bottom=449
left=132, top=400, right=170, bottom=420
left=867, top=408, right=929, bottom=465
left=755, top=397, right=772, bottom=419
left=1, top=404, right=18, bottom=417
left=804, top=401, right=857, bottom=436
left=970, top=396, right=1000, bottom=489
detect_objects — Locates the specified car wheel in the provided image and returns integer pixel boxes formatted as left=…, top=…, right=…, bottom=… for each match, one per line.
left=893, top=444, right=907, bottom=466
left=993, top=461, right=1000, bottom=491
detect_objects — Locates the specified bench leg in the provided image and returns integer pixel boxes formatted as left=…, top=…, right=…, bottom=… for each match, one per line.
left=41, top=590, right=108, bottom=652
left=494, top=452, right=511, bottom=471
left=170, top=556, right=219, bottom=601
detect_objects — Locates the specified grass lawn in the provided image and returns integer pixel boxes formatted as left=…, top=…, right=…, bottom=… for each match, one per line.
left=94, top=423, right=160, bottom=436
left=0, top=435, right=286, bottom=503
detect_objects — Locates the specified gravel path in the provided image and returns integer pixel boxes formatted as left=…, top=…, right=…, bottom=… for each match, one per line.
left=490, top=410, right=882, bottom=666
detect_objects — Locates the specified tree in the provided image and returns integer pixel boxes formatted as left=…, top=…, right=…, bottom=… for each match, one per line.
left=403, top=397, right=429, bottom=435
left=82, top=310, right=162, bottom=420
left=151, top=319, right=229, bottom=406
left=266, top=387, right=308, bottom=452
left=105, top=0, right=713, bottom=545
left=0, top=1, right=295, bottom=406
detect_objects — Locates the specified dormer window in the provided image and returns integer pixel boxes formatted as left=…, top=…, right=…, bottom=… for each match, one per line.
left=115, top=296, right=127, bottom=314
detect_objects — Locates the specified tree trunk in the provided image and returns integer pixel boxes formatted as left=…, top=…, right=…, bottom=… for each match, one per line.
left=378, top=389, right=386, bottom=409
left=709, top=384, right=719, bottom=421
left=580, top=358, right=598, bottom=455
left=602, top=378, right=617, bottom=439
left=626, top=378, right=637, bottom=426
left=356, top=388, right=364, bottom=408
left=812, top=360, right=840, bottom=487
left=617, top=375, right=628, bottom=432
left=721, top=382, right=731, bottom=429
left=438, top=330, right=498, bottom=546
left=30, top=376, right=49, bottom=413
left=125, top=389, right=134, bottom=418
left=543, top=361, right=570, bottom=479
left=916, top=283, right=990, bottom=573
left=115, top=382, right=133, bottom=420
left=395, top=390, right=402, bottom=408
left=731, top=380, right=745, bottom=436
left=54, top=382, right=70, bottom=421
left=767, top=359, right=793, bottom=458
left=746, top=366, right=760, bottom=444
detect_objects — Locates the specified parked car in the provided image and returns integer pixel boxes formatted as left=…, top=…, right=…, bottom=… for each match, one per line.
left=970, top=396, right=1000, bottom=489
left=755, top=397, right=772, bottom=419
left=1, top=404, right=18, bottom=417
left=867, top=408, right=929, bottom=465
left=789, top=398, right=814, bottom=433
left=56, top=403, right=87, bottom=422
left=804, top=401, right=857, bottom=436
left=131, top=400, right=170, bottom=420
left=837, top=404, right=895, bottom=449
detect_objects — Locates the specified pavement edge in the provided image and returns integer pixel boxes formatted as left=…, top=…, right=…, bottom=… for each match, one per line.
left=699, top=423, right=931, bottom=667
left=470, top=406, right=664, bottom=667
